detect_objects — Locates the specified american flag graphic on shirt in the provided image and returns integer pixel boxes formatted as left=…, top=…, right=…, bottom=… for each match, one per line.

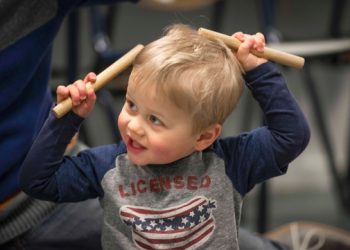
left=119, top=196, right=217, bottom=250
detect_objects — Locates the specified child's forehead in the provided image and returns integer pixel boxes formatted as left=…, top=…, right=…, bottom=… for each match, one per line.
left=128, top=68, right=168, bottom=97
left=127, top=75, right=167, bottom=103
left=128, top=74, right=191, bottom=109
left=127, top=66, right=196, bottom=114
left=127, top=71, right=158, bottom=94
left=127, top=79, right=192, bottom=119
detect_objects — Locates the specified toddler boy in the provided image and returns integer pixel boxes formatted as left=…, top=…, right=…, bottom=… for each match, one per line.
left=20, top=24, right=310, bottom=249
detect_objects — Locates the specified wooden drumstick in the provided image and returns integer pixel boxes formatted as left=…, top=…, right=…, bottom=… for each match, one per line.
left=53, top=44, right=144, bottom=118
left=198, top=28, right=305, bottom=69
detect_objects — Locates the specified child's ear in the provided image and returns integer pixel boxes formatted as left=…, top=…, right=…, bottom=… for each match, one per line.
left=194, top=124, right=222, bottom=151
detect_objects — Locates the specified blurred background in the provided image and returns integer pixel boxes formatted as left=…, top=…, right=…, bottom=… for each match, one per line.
left=50, top=0, right=350, bottom=236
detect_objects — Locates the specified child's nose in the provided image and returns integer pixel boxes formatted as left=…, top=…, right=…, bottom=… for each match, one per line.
left=127, top=117, right=145, bottom=136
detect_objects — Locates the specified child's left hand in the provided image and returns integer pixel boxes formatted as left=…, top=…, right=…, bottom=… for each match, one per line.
left=232, top=32, right=268, bottom=72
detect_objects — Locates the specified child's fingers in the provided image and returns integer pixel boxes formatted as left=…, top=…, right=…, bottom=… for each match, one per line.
left=234, top=32, right=268, bottom=71
left=237, top=35, right=254, bottom=58
left=236, top=36, right=263, bottom=71
left=253, top=32, right=265, bottom=52
left=233, top=32, right=266, bottom=51
left=74, top=80, right=87, bottom=101
left=85, top=88, right=96, bottom=107
left=84, top=72, right=97, bottom=84
left=67, top=84, right=81, bottom=106
left=57, top=72, right=97, bottom=105
left=56, top=85, right=69, bottom=103
left=255, top=32, right=265, bottom=44
left=232, top=31, right=245, bottom=42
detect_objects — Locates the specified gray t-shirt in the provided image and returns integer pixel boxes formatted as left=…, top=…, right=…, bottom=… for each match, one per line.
left=101, top=151, right=242, bottom=249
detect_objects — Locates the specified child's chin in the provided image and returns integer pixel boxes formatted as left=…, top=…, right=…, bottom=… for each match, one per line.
left=128, top=155, right=147, bottom=166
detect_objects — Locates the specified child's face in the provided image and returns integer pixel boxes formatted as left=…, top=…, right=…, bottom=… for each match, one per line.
left=117, top=80, right=201, bottom=166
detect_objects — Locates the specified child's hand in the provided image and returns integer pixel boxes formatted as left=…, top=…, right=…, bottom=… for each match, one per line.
left=233, top=32, right=268, bottom=72
left=56, top=72, right=97, bottom=118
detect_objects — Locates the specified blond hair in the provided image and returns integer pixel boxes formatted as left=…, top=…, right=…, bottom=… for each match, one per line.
left=131, top=24, right=244, bottom=133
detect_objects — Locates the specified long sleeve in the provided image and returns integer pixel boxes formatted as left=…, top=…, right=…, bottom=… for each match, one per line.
left=245, top=62, right=310, bottom=166
left=214, top=62, right=310, bottom=195
left=19, top=111, right=120, bottom=202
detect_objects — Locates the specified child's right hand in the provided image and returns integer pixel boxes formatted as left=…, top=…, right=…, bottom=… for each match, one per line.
left=56, top=72, right=97, bottom=118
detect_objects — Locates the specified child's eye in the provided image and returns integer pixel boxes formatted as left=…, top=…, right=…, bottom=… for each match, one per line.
left=126, top=100, right=137, bottom=111
left=149, top=115, right=162, bottom=126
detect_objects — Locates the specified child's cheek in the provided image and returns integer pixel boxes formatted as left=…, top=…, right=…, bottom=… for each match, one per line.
left=117, top=113, right=128, bottom=140
left=149, top=138, right=177, bottom=162
left=117, top=115, right=123, bottom=130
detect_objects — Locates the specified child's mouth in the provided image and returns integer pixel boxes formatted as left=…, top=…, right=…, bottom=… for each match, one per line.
left=127, top=138, right=146, bottom=153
